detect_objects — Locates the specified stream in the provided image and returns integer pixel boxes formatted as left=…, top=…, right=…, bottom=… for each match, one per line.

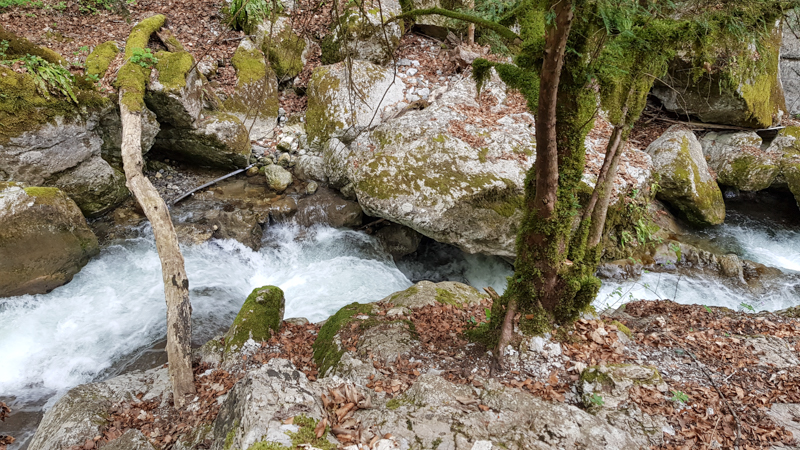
left=2, top=192, right=800, bottom=447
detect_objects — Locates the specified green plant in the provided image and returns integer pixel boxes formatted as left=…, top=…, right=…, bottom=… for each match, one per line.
left=225, top=0, right=282, bottom=34
left=668, top=242, right=682, bottom=262
left=0, top=40, right=9, bottom=61
left=78, top=0, right=116, bottom=14
left=484, top=307, right=491, bottom=322
left=129, top=47, right=157, bottom=69
left=588, top=393, right=605, bottom=406
left=75, top=45, right=90, bottom=55
left=86, top=73, right=100, bottom=83
left=0, top=0, right=31, bottom=7
left=14, top=54, right=78, bottom=103
left=739, top=302, right=755, bottom=313
left=670, top=390, right=689, bottom=404
left=703, top=305, right=712, bottom=313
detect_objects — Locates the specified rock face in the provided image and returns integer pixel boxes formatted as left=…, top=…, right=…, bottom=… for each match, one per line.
left=323, top=73, right=532, bottom=257
left=29, top=366, right=170, bottom=450
left=781, top=13, right=800, bottom=116
left=153, top=111, right=252, bottom=169
left=699, top=131, right=781, bottom=191
left=224, top=38, right=280, bottom=141
left=0, top=183, right=99, bottom=297
left=652, top=30, right=785, bottom=128
left=645, top=126, right=725, bottom=226
left=257, top=17, right=308, bottom=80
left=764, top=126, right=800, bottom=206
left=294, top=187, right=363, bottom=228
left=306, top=61, right=405, bottom=148
left=145, top=50, right=204, bottom=128
left=211, top=359, right=327, bottom=450
left=329, top=0, right=403, bottom=65
left=98, top=105, right=160, bottom=168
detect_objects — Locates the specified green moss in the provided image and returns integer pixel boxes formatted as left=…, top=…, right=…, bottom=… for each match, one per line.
left=306, top=66, right=343, bottom=146
left=738, top=29, right=784, bottom=129
left=431, top=438, right=443, bottom=450
left=22, top=186, right=61, bottom=202
left=609, top=320, right=632, bottom=339
left=388, top=285, right=418, bottom=303
left=85, top=41, right=119, bottom=78
left=231, top=44, right=267, bottom=86
left=245, top=415, right=335, bottom=450
left=124, top=15, right=165, bottom=59
left=312, top=302, right=373, bottom=376
left=478, top=147, right=489, bottom=163
left=319, top=34, right=342, bottom=65
left=223, top=43, right=279, bottom=121
left=154, top=50, right=194, bottom=90
left=0, top=24, right=65, bottom=65
left=435, top=288, right=460, bottom=306
left=386, top=398, right=402, bottom=410
left=224, top=286, right=285, bottom=353
left=224, top=428, right=237, bottom=450
left=116, top=15, right=165, bottom=111
left=263, top=24, right=306, bottom=80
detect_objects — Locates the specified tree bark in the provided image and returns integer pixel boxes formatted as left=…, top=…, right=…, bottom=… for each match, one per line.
left=587, top=130, right=625, bottom=248
left=119, top=102, right=196, bottom=408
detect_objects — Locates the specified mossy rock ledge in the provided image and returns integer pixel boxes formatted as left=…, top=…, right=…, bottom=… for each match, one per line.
left=645, top=125, right=725, bottom=226
left=224, top=286, right=286, bottom=355
left=144, top=49, right=203, bottom=128
left=0, top=182, right=100, bottom=296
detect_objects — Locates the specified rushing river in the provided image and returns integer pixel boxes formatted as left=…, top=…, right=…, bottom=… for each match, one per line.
left=2, top=193, right=800, bottom=447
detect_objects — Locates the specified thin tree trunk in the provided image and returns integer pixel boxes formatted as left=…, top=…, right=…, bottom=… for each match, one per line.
left=587, top=134, right=625, bottom=248
left=581, top=125, right=623, bottom=226
left=119, top=102, right=196, bottom=408
left=495, top=0, right=573, bottom=356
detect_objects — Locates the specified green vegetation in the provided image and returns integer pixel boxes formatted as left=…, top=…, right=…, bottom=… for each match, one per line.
left=130, top=47, right=158, bottom=69
left=312, top=302, right=374, bottom=376
left=224, top=286, right=285, bottom=354
left=246, top=415, right=335, bottom=450
left=670, top=390, right=689, bottom=404
left=223, top=0, right=282, bottom=35
left=85, top=41, right=119, bottom=78
left=116, top=14, right=165, bottom=111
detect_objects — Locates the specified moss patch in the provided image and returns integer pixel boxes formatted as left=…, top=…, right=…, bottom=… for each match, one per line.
left=224, top=286, right=285, bottom=354
left=116, top=15, right=165, bottom=111
left=312, top=302, right=373, bottom=376
left=154, top=50, right=194, bottom=90
left=0, top=24, right=65, bottom=65
left=263, top=24, right=306, bottom=80
left=247, top=415, right=334, bottom=450
left=85, top=41, right=119, bottom=78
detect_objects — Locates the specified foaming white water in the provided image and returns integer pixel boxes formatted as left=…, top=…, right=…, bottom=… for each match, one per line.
left=707, top=218, right=800, bottom=272
left=0, top=224, right=410, bottom=408
left=595, top=270, right=800, bottom=313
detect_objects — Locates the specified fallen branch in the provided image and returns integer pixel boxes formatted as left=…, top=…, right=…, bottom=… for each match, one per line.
left=172, top=164, right=255, bottom=206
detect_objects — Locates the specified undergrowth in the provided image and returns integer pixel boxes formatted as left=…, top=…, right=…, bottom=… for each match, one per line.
left=0, top=40, right=78, bottom=102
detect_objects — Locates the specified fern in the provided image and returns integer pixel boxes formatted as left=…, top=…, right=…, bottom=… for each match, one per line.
left=20, top=55, right=78, bottom=103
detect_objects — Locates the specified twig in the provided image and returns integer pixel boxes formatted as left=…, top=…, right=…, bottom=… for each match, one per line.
left=357, top=218, right=386, bottom=230
left=667, top=335, right=742, bottom=450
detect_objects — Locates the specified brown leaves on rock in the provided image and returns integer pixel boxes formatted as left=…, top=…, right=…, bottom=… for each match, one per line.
left=322, top=383, right=373, bottom=446
left=0, top=402, right=12, bottom=450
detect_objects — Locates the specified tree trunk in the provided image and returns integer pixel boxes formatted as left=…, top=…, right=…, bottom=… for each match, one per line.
left=587, top=127, right=626, bottom=248
left=119, top=102, right=196, bottom=408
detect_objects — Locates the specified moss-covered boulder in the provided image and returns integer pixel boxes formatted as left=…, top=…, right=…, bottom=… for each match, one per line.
left=0, top=182, right=99, bottom=297
left=257, top=17, right=307, bottom=80
left=145, top=50, right=203, bottom=128
left=305, top=61, right=405, bottom=148
left=646, top=126, right=725, bottom=226
left=328, top=0, right=403, bottom=65
left=224, top=286, right=285, bottom=354
left=764, top=126, right=800, bottom=207
left=699, top=131, right=781, bottom=192
left=652, top=28, right=785, bottom=128
left=381, top=280, right=483, bottom=309
left=0, top=64, right=129, bottom=217
left=152, top=111, right=251, bottom=169
left=223, top=38, right=280, bottom=141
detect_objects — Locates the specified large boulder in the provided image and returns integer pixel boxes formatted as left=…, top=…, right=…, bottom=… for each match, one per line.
left=223, top=286, right=285, bottom=355
left=0, top=67, right=128, bottom=217
left=0, top=183, right=99, bottom=297
left=28, top=366, right=170, bottom=450
left=152, top=111, right=252, bottom=169
left=306, top=61, right=405, bottom=148
left=327, top=0, right=403, bottom=65
left=645, top=126, right=725, bottom=226
left=765, top=126, right=800, bottom=207
left=652, top=29, right=785, bottom=128
left=145, top=50, right=204, bottom=128
left=699, top=131, right=781, bottom=191
left=257, top=17, right=309, bottom=81
left=224, top=38, right=280, bottom=140
left=781, top=12, right=800, bottom=116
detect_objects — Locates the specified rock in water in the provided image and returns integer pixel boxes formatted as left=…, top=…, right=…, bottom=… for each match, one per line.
left=264, top=164, right=293, bottom=193
left=645, top=126, right=725, bottom=226
left=699, top=131, right=780, bottom=192
left=0, top=182, right=99, bottom=297
left=224, top=286, right=285, bottom=355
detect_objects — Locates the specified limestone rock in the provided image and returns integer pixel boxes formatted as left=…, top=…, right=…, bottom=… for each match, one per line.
left=257, top=17, right=308, bottom=80
left=98, top=105, right=160, bottom=168
left=764, top=126, right=800, bottom=206
left=211, top=359, right=326, bottom=450
left=29, top=367, right=170, bottom=450
left=645, top=126, right=725, bottom=226
left=306, top=61, right=405, bottom=148
left=103, top=430, right=158, bottom=450
left=381, top=280, right=484, bottom=310
left=329, top=0, right=403, bottom=65
left=223, top=286, right=285, bottom=355
left=340, top=73, right=532, bottom=256
left=0, top=98, right=129, bottom=217
left=767, top=403, right=800, bottom=443
left=224, top=38, right=280, bottom=140
left=354, top=374, right=642, bottom=450
left=145, top=50, right=203, bottom=128
left=264, top=164, right=294, bottom=193
left=0, top=183, right=99, bottom=297
left=749, top=336, right=800, bottom=369
left=375, top=222, right=422, bottom=260
left=294, top=187, right=363, bottom=228
left=781, top=12, right=800, bottom=116
left=153, top=111, right=252, bottom=169
left=699, top=131, right=780, bottom=191
left=652, top=29, right=785, bottom=128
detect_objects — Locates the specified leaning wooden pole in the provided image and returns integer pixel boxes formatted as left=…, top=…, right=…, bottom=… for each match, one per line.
left=117, top=15, right=195, bottom=408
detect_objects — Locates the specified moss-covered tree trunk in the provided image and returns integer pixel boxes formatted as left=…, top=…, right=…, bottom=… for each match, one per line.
left=117, top=15, right=195, bottom=407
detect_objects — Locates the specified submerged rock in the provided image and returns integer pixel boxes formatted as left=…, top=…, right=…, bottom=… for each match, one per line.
left=294, top=187, right=363, bottom=228
left=646, top=126, right=725, bottom=226
left=0, top=183, right=99, bottom=297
